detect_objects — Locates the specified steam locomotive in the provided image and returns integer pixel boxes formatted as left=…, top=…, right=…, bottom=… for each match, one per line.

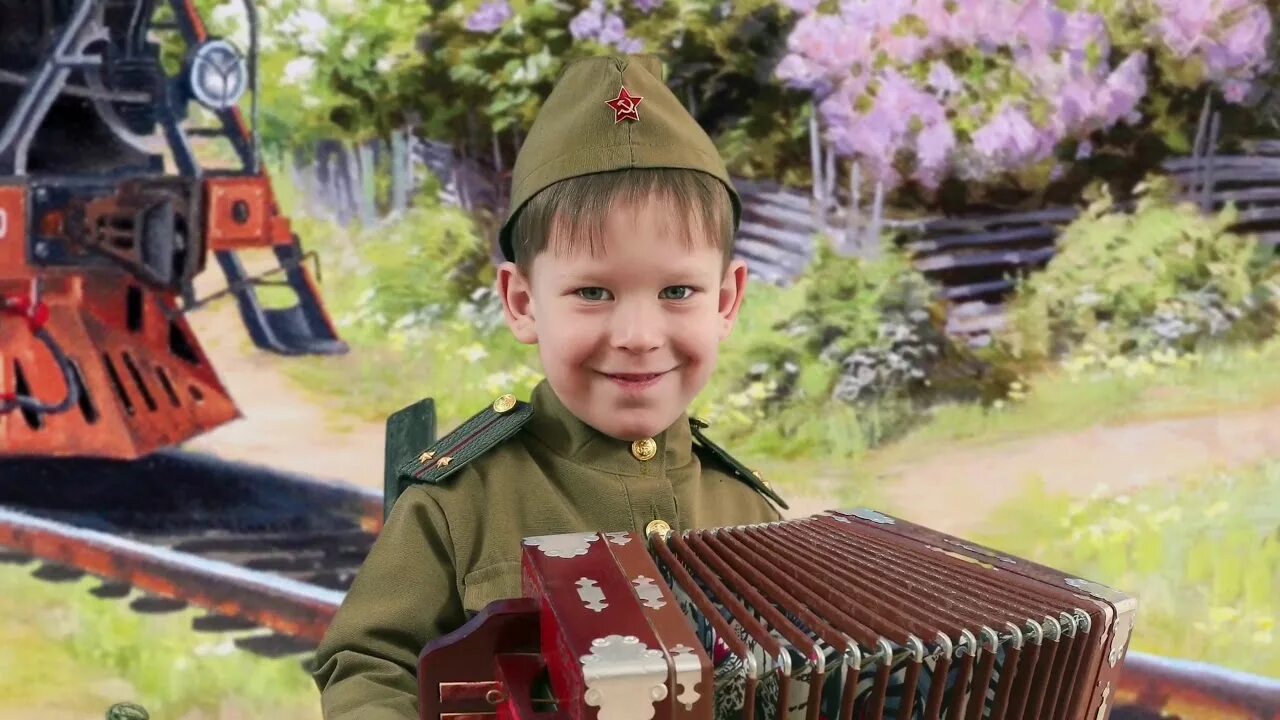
left=0, top=0, right=346, bottom=460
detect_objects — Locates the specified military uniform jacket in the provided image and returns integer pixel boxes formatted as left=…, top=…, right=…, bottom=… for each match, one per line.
left=311, top=380, right=785, bottom=720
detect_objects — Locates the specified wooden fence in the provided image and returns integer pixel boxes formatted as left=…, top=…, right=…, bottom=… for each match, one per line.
left=906, top=146, right=1280, bottom=343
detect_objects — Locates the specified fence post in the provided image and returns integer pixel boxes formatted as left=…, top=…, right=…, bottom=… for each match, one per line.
left=866, top=179, right=885, bottom=260
left=1201, top=111, right=1221, bottom=213
left=809, top=111, right=824, bottom=227
left=356, top=140, right=377, bottom=226
left=845, top=160, right=861, bottom=254
left=391, top=127, right=409, bottom=214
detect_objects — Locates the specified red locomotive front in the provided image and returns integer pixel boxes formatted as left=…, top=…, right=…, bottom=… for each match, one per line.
left=0, top=0, right=345, bottom=459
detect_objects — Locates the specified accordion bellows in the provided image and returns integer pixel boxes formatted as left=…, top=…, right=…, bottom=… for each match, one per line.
left=418, top=510, right=1138, bottom=720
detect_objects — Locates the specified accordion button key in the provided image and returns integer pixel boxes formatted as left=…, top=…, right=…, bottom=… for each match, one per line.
left=645, top=519, right=671, bottom=538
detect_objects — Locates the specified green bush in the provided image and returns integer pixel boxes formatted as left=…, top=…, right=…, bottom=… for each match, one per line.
left=339, top=201, right=494, bottom=333
left=1000, top=176, right=1280, bottom=365
left=700, top=239, right=1008, bottom=458
left=975, top=460, right=1280, bottom=678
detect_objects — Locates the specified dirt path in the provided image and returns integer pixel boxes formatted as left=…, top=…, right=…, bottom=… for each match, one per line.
left=872, top=405, right=1280, bottom=537
left=179, top=281, right=1280, bottom=537
left=179, top=278, right=385, bottom=489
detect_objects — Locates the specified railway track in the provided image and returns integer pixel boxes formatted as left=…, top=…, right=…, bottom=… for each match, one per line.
left=1, top=450, right=1278, bottom=719
left=0, top=449, right=381, bottom=658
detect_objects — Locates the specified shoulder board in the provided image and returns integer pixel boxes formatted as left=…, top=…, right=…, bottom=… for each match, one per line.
left=384, top=396, right=438, bottom=518
left=689, top=418, right=789, bottom=510
left=397, top=393, right=534, bottom=486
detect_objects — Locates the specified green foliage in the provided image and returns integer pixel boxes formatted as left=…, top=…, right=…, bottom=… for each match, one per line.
left=785, top=241, right=935, bottom=359
left=0, top=563, right=317, bottom=718
left=420, top=0, right=810, bottom=179
left=277, top=185, right=541, bottom=428
left=341, top=203, right=494, bottom=329
left=1000, top=175, right=1280, bottom=364
left=692, top=238, right=1007, bottom=459
left=975, top=459, right=1280, bottom=677
left=196, top=0, right=433, bottom=149
left=195, top=0, right=812, bottom=183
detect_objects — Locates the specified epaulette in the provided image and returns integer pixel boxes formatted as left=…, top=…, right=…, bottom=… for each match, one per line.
left=396, top=393, right=534, bottom=487
left=384, top=396, right=438, bottom=519
left=689, top=417, right=789, bottom=510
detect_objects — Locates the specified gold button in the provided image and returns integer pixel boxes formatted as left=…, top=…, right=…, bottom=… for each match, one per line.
left=631, top=437, right=657, bottom=461
left=418, top=450, right=435, bottom=464
left=492, top=394, right=517, bottom=413
left=645, top=519, right=671, bottom=538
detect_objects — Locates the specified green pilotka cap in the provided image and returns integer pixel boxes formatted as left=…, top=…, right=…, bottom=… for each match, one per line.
left=498, top=54, right=742, bottom=262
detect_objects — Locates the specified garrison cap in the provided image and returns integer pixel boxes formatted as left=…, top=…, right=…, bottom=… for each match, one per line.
left=498, top=54, right=742, bottom=262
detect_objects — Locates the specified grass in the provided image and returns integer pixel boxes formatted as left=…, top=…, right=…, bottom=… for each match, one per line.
left=0, top=559, right=320, bottom=719
left=867, top=334, right=1280, bottom=470
left=970, top=458, right=1280, bottom=679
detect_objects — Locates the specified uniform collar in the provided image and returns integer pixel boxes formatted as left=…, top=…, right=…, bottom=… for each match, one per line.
left=524, top=379, right=694, bottom=476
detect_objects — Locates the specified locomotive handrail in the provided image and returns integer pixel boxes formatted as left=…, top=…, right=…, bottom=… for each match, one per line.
left=171, top=247, right=324, bottom=318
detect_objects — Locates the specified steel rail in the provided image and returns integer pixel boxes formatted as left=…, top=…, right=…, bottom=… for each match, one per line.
left=0, top=505, right=344, bottom=643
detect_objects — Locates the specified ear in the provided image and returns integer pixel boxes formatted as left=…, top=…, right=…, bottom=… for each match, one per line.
left=717, top=258, right=749, bottom=341
left=497, top=261, right=538, bottom=344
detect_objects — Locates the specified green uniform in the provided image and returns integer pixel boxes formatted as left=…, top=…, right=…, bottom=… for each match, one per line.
left=314, top=51, right=768, bottom=720
left=312, top=380, right=785, bottom=720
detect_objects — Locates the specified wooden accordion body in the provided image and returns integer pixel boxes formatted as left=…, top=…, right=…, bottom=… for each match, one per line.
left=419, top=510, right=1138, bottom=720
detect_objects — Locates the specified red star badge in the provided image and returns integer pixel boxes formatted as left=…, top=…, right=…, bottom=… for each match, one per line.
left=606, top=86, right=643, bottom=124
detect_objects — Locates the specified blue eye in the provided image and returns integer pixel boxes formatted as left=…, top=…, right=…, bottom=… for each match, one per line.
left=660, top=286, right=695, bottom=300
left=576, top=287, right=612, bottom=301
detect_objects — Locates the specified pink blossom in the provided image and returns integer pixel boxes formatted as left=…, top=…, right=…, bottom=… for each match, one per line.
left=1153, top=0, right=1215, bottom=57
left=972, top=103, right=1048, bottom=172
left=914, top=120, right=957, bottom=190
left=1014, top=0, right=1067, bottom=53
left=1223, top=78, right=1251, bottom=102
left=783, top=0, right=822, bottom=11
left=466, top=0, right=511, bottom=33
left=926, top=61, right=961, bottom=98
left=776, top=0, right=1275, bottom=191
left=1100, top=52, right=1148, bottom=125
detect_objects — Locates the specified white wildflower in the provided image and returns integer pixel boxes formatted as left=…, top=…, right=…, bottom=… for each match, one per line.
left=459, top=344, right=488, bottom=363
left=283, top=57, right=317, bottom=87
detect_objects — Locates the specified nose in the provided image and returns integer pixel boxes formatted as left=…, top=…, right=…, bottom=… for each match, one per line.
left=609, top=299, right=664, bottom=353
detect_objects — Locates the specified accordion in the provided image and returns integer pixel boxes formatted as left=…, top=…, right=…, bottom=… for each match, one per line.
left=418, top=509, right=1138, bottom=720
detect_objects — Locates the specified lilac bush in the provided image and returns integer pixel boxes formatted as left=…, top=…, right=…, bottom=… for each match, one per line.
left=776, top=0, right=1274, bottom=194
left=1150, top=0, right=1272, bottom=102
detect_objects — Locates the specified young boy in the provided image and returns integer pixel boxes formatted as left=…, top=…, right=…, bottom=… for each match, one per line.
left=311, top=53, right=789, bottom=720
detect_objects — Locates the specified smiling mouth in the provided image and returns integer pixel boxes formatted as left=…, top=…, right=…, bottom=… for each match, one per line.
left=598, top=369, right=673, bottom=383
left=604, top=372, right=666, bottom=381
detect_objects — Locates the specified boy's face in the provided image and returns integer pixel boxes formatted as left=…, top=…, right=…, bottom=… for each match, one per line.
left=498, top=195, right=749, bottom=442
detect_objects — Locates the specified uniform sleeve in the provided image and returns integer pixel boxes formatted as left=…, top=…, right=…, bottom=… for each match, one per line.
left=312, top=484, right=465, bottom=720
